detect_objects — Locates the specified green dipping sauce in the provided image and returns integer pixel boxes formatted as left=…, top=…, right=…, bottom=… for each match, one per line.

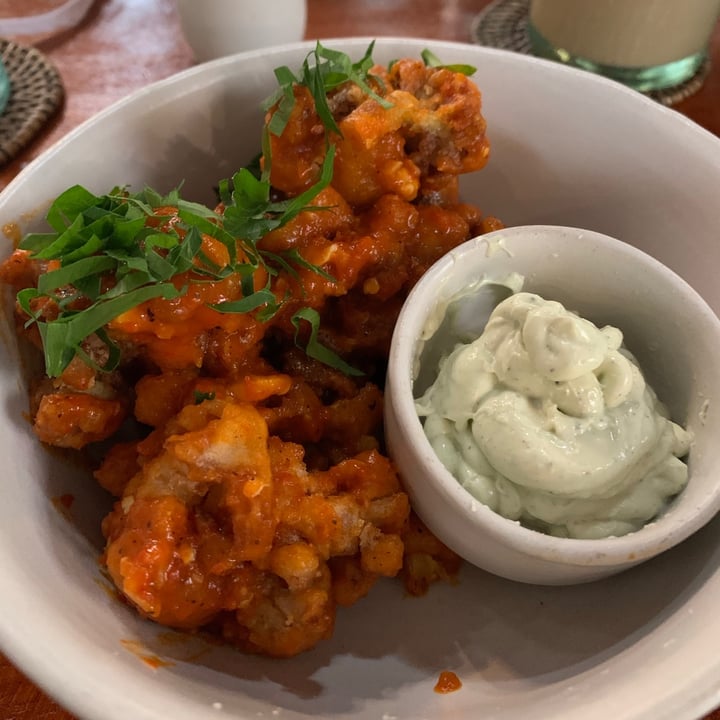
left=416, top=290, right=692, bottom=539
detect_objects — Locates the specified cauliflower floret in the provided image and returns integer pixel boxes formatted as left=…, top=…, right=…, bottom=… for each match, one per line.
left=101, top=394, right=409, bottom=657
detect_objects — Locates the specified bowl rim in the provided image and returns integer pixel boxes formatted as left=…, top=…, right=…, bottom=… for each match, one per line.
left=387, top=224, right=720, bottom=567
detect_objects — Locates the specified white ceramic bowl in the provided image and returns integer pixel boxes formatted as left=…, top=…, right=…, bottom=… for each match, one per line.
left=3, top=37, right=720, bottom=720
left=384, top=224, right=720, bottom=585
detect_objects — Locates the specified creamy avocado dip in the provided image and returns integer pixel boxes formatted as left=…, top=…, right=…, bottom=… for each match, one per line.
left=415, top=291, right=692, bottom=539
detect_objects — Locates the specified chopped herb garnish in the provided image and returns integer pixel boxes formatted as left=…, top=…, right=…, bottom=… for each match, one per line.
left=291, top=307, right=363, bottom=377
left=193, top=390, right=216, bottom=404
left=14, top=43, right=384, bottom=380
left=262, top=40, right=391, bottom=138
left=219, top=145, right=336, bottom=245
left=420, top=48, right=477, bottom=76
left=18, top=160, right=348, bottom=377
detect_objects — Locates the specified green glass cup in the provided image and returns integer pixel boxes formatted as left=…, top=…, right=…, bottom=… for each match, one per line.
left=0, top=60, right=10, bottom=116
left=528, top=0, right=720, bottom=92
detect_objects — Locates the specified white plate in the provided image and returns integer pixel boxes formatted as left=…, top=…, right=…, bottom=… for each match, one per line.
left=1, top=37, right=720, bottom=720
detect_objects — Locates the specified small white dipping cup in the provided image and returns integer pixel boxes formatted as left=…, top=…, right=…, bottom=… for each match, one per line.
left=385, top=224, right=720, bottom=585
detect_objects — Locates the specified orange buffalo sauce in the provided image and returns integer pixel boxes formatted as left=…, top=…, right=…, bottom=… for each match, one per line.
left=0, top=56, right=503, bottom=659
left=434, top=670, right=462, bottom=694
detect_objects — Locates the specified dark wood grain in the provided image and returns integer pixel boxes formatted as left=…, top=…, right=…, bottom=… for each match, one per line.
left=1, top=1, right=719, bottom=718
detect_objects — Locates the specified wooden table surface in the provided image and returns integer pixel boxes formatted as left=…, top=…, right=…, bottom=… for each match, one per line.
left=1, top=1, right=720, bottom=718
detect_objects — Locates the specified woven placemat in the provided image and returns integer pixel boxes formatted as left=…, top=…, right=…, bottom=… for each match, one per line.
left=0, top=38, right=64, bottom=167
left=470, top=0, right=711, bottom=107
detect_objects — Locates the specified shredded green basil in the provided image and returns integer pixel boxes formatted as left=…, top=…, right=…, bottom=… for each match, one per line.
left=14, top=42, right=427, bottom=379
left=18, top=149, right=347, bottom=377
left=193, top=390, right=216, bottom=404
left=420, top=48, right=477, bottom=76
left=262, top=40, right=391, bottom=138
